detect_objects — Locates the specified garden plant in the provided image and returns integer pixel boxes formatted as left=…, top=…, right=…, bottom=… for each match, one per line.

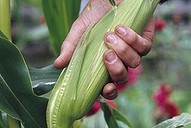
left=0, top=0, right=191, bottom=128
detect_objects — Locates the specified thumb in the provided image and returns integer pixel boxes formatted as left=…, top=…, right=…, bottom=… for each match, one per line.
left=54, top=19, right=87, bottom=69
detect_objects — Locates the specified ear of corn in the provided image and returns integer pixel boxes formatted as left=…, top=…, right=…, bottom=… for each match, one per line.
left=47, top=0, right=165, bottom=127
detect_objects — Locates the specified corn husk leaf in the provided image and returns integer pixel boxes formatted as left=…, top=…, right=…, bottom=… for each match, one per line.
left=29, top=65, right=61, bottom=96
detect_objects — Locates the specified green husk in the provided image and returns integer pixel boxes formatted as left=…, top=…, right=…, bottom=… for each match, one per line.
left=47, top=0, right=161, bottom=127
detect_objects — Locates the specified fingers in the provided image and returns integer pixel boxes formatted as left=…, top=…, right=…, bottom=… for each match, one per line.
left=103, top=49, right=128, bottom=84
left=103, top=49, right=128, bottom=100
left=104, top=31, right=141, bottom=68
left=54, top=19, right=87, bottom=69
left=54, top=41, right=77, bottom=68
left=104, top=18, right=154, bottom=68
left=102, top=19, right=154, bottom=100
left=115, top=25, right=152, bottom=56
left=102, top=83, right=118, bottom=100
left=54, top=0, right=116, bottom=69
left=141, top=16, right=155, bottom=52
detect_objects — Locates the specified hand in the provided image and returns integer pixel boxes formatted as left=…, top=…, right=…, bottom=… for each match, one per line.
left=54, top=0, right=155, bottom=100
left=102, top=17, right=155, bottom=99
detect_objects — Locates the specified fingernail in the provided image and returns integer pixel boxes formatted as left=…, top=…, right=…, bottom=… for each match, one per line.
left=106, top=34, right=117, bottom=44
left=103, top=84, right=118, bottom=100
left=116, top=80, right=128, bottom=86
left=108, top=89, right=117, bottom=98
left=105, top=51, right=116, bottom=63
left=116, top=26, right=126, bottom=36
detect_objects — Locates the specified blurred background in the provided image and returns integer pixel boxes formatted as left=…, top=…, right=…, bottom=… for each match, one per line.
left=9, top=0, right=191, bottom=127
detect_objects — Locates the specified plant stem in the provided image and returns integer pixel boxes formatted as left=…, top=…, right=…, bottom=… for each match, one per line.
left=0, top=0, right=11, bottom=40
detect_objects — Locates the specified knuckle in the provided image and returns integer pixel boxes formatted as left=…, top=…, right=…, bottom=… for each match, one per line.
left=127, top=32, right=137, bottom=45
left=139, top=42, right=148, bottom=54
left=113, top=66, right=125, bottom=77
left=72, top=18, right=87, bottom=34
left=139, top=41, right=151, bottom=56
left=118, top=45, right=129, bottom=55
left=130, top=56, right=141, bottom=68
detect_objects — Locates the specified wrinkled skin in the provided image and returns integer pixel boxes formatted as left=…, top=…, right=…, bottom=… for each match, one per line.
left=54, top=0, right=155, bottom=99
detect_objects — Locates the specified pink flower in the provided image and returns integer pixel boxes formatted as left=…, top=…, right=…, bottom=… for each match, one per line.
left=153, top=82, right=172, bottom=107
left=164, top=100, right=179, bottom=118
left=86, top=100, right=101, bottom=117
left=155, top=18, right=166, bottom=31
left=127, top=65, right=142, bottom=85
left=153, top=82, right=180, bottom=119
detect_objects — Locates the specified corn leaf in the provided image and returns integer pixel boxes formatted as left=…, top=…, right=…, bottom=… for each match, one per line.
left=100, top=100, right=119, bottom=128
left=153, top=113, right=191, bottom=128
left=113, top=108, right=132, bottom=127
left=0, top=31, right=8, bottom=40
left=0, top=111, right=6, bottom=128
left=29, top=65, right=62, bottom=96
left=100, top=99, right=132, bottom=128
left=41, top=0, right=81, bottom=55
left=0, top=31, right=48, bottom=128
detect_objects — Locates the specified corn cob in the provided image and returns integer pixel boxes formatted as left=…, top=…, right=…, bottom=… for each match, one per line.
left=47, top=0, right=167, bottom=127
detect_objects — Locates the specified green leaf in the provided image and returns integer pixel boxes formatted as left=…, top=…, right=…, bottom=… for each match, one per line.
left=0, top=34, right=48, bottom=128
left=0, top=78, right=20, bottom=119
left=153, top=113, right=191, bottom=128
left=0, top=31, right=8, bottom=40
left=100, top=98, right=132, bottom=128
left=113, top=109, right=132, bottom=128
left=0, top=111, right=6, bottom=128
left=116, top=82, right=155, bottom=128
left=21, top=0, right=42, bottom=7
left=100, top=100, right=119, bottom=128
left=41, top=0, right=81, bottom=55
left=29, top=65, right=62, bottom=95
